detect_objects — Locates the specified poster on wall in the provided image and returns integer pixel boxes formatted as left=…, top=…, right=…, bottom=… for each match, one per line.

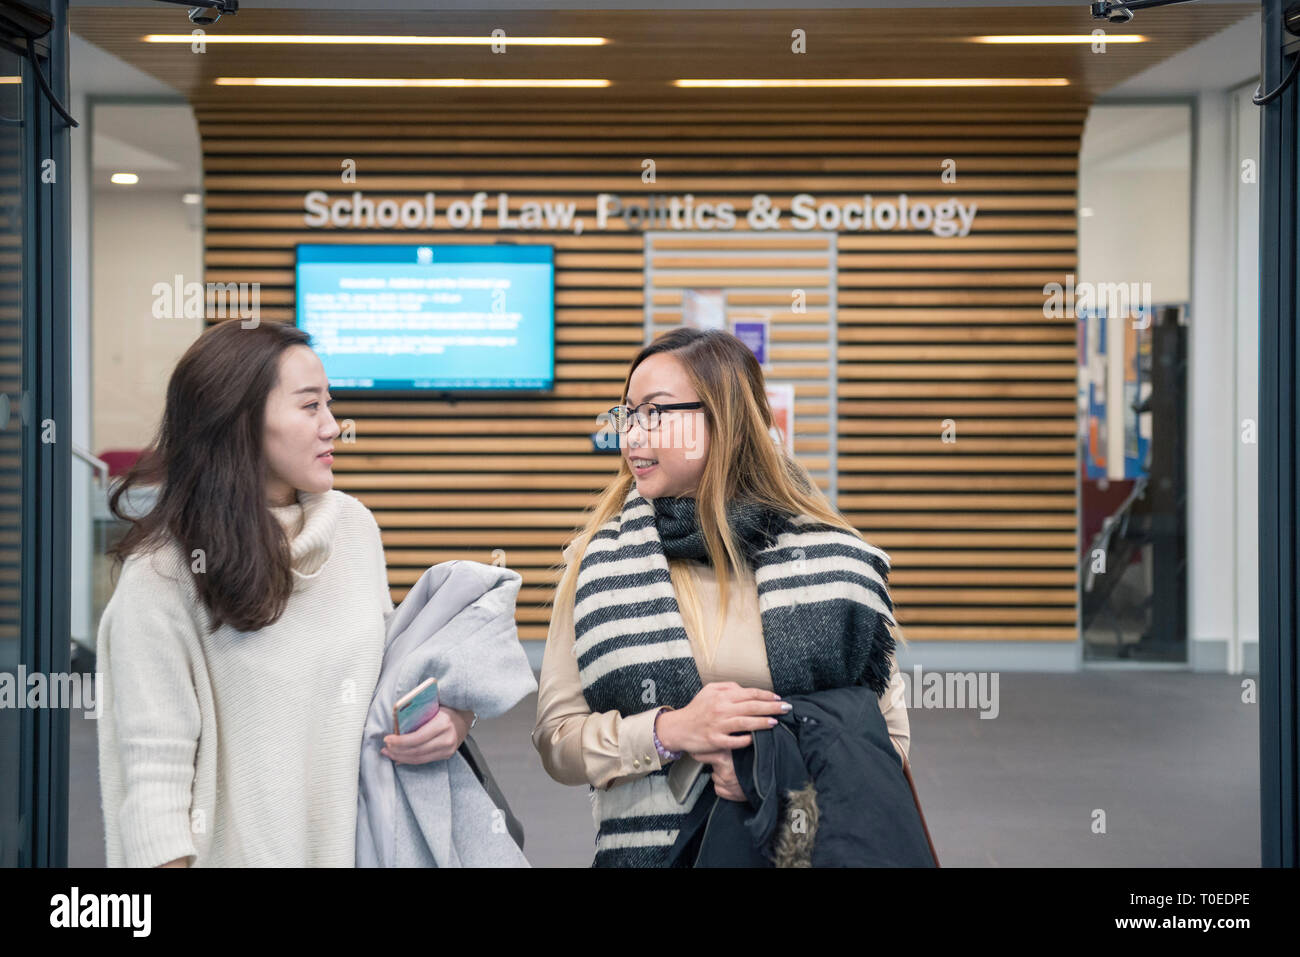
left=1124, top=305, right=1153, bottom=479
left=1080, top=306, right=1109, bottom=480
left=731, top=314, right=770, bottom=367
left=682, top=288, right=726, bottom=330
left=766, top=382, right=795, bottom=458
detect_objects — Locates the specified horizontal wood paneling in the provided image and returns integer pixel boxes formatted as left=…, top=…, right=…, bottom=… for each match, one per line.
left=72, top=5, right=1255, bottom=113
left=646, top=231, right=838, bottom=494
left=192, top=100, right=1083, bottom=642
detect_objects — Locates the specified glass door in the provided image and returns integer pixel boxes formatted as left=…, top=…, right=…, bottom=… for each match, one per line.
left=0, top=6, right=72, bottom=866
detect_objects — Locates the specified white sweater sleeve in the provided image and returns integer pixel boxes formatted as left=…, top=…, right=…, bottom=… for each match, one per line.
left=101, top=550, right=204, bottom=868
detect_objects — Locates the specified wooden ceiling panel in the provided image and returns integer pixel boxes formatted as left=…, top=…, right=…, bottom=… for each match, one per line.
left=70, top=5, right=1255, bottom=110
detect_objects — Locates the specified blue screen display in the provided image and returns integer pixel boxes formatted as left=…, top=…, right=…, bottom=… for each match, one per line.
left=295, top=244, right=555, bottom=390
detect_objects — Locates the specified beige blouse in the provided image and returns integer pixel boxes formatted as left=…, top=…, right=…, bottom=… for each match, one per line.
left=532, top=543, right=911, bottom=792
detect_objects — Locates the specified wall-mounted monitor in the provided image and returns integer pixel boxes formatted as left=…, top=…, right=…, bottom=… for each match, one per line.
left=295, top=243, right=555, bottom=392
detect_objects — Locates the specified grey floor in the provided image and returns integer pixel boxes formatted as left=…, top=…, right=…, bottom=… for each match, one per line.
left=70, top=671, right=1260, bottom=867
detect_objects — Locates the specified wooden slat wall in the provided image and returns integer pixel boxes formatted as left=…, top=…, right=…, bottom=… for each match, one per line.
left=195, top=105, right=1081, bottom=642
left=647, top=232, right=837, bottom=495
left=833, top=124, right=1080, bottom=641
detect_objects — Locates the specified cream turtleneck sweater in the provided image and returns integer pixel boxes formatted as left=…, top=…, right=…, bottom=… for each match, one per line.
left=96, top=489, right=394, bottom=867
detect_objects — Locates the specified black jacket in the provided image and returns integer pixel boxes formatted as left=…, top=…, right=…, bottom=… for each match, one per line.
left=666, top=683, right=937, bottom=867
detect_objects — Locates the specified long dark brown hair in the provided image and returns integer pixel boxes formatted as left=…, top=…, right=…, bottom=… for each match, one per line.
left=109, top=319, right=313, bottom=633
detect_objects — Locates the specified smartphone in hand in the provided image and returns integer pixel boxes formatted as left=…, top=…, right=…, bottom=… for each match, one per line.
left=393, top=677, right=439, bottom=736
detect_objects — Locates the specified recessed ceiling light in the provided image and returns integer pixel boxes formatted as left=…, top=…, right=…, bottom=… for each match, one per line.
left=970, top=34, right=1148, bottom=43
left=214, top=77, right=611, bottom=88
left=674, top=78, right=1070, bottom=88
left=142, top=34, right=608, bottom=46
left=110, top=173, right=138, bottom=185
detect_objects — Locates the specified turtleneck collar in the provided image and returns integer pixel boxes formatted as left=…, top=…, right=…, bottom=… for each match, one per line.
left=267, top=489, right=341, bottom=579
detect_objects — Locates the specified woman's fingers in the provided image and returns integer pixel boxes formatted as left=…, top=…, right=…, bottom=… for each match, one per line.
left=407, top=744, right=454, bottom=764
left=384, top=737, right=455, bottom=764
left=383, top=714, right=457, bottom=763
left=694, top=690, right=787, bottom=753
left=711, top=764, right=744, bottom=801
left=385, top=709, right=449, bottom=750
left=719, top=692, right=787, bottom=718
left=722, top=699, right=788, bottom=718
left=723, top=714, right=780, bottom=735
left=713, top=766, right=739, bottom=788
left=696, top=749, right=746, bottom=800
left=399, top=728, right=455, bottom=757
left=726, top=687, right=781, bottom=703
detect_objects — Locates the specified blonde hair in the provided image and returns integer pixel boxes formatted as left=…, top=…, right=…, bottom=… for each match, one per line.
left=550, top=327, right=908, bottom=652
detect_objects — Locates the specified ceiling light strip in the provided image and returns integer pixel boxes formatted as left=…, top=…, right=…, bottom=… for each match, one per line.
left=143, top=34, right=607, bottom=45
left=214, top=77, right=611, bottom=88
left=673, top=78, right=1070, bottom=88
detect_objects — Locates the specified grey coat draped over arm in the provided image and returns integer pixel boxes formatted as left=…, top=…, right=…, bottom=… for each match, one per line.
left=356, top=560, right=537, bottom=867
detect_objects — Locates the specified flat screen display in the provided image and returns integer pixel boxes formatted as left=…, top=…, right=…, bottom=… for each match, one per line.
left=294, top=244, right=555, bottom=391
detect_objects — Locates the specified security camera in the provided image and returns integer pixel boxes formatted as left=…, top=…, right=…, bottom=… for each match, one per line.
left=169, top=1, right=237, bottom=27
left=1090, top=2, right=1134, bottom=23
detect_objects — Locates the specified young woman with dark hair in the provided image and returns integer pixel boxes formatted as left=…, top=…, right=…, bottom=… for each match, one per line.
left=533, top=327, right=911, bottom=867
left=97, top=320, right=474, bottom=867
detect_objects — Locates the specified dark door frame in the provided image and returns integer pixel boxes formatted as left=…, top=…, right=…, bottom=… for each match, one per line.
left=1259, top=0, right=1300, bottom=869
left=7, top=0, right=71, bottom=867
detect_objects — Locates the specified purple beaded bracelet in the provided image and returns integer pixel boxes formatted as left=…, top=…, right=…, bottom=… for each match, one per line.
left=653, top=706, right=682, bottom=762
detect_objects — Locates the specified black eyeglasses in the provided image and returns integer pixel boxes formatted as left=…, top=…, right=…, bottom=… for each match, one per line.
left=607, top=401, right=704, bottom=433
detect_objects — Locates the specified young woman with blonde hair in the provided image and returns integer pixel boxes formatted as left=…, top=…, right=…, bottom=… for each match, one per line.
left=533, top=326, right=910, bottom=867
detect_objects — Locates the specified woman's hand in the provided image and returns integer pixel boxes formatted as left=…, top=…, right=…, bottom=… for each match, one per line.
left=382, top=706, right=473, bottom=765
left=692, top=748, right=746, bottom=802
left=655, top=681, right=787, bottom=755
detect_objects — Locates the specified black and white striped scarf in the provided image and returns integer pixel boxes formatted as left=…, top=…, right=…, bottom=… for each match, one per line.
left=573, top=485, right=897, bottom=867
